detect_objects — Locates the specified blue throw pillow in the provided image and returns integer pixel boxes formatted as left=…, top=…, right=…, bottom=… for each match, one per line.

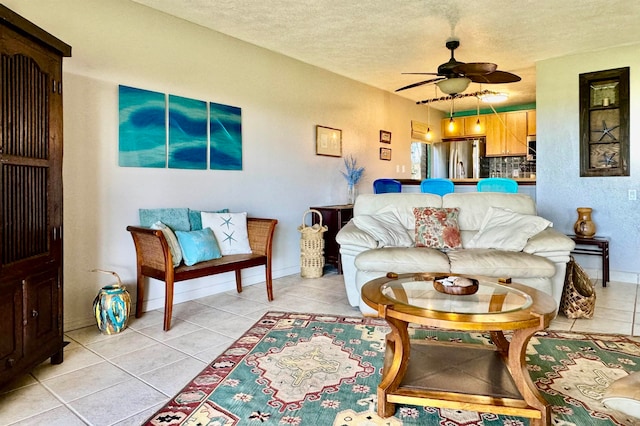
left=175, top=228, right=222, bottom=266
left=189, top=208, right=230, bottom=230
left=139, top=208, right=190, bottom=231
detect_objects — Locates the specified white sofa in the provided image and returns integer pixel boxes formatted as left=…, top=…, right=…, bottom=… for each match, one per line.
left=336, top=192, right=575, bottom=314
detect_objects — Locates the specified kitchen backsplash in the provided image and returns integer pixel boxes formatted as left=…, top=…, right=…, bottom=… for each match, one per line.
left=486, top=156, right=536, bottom=179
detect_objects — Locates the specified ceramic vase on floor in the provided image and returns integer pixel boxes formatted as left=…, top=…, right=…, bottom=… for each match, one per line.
left=92, top=269, right=131, bottom=334
left=573, top=207, right=596, bottom=238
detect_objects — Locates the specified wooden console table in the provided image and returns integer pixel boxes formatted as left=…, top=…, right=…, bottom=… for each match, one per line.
left=568, top=235, right=609, bottom=286
left=309, top=204, right=353, bottom=274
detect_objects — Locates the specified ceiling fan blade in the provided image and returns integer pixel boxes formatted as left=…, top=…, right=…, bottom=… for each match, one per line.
left=401, top=72, right=439, bottom=75
left=468, top=70, right=521, bottom=84
left=453, top=62, right=497, bottom=76
left=395, top=77, right=444, bottom=92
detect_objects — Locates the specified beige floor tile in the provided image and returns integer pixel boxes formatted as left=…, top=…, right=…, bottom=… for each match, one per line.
left=0, top=383, right=62, bottom=424
left=31, top=346, right=104, bottom=381
left=572, top=318, right=633, bottom=335
left=198, top=315, right=259, bottom=339
left=8, top=405, right=87, bottom=426
left=193, top=340, right=234, bottom=363
left=163, top=328, right=231, bottom=356
left=126, top=310, right=165, bottom=330
left=0, top=373, right=37, bottom=394
left=198, top=295, right=272, bottom=316
left=169, top=300, right=217, bottom=321
left=136, top=318, right=204, bottom=342
left=68, top=378, right=166, bottom=426
left=85, top=330, right=158, bottom=359
left=111, top=343, right=188, bottom=376
left=41, top=361, right=133, bottom=402
left=65, top=325, right=133, bottom=346
left=139, top=357, right=207, bottom=396
left=180, top=307, right=242, bottom=330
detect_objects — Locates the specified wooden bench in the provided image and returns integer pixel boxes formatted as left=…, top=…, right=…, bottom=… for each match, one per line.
left=127, top=218, right=277, bottom=331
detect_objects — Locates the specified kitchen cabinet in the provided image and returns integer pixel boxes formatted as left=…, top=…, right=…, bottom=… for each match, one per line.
left=485, top=111, right=528, bottom=156
left=464, top=116, right=486, bottom=136
left=579, top=67, right=629, bottom=177
left=0, top=5, right=71, bottom=388
left=527, top=110, right=536, bottom=135
left=309, top=205, right=353, bottom=274
left=441, top=117, right=464, bottom=138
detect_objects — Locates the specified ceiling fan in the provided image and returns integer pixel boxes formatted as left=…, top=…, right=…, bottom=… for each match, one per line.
left=395, top=39, right=521, bottom=95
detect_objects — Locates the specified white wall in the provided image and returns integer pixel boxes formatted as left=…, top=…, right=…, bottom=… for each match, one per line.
left=537, top=44, right=640, bottom=283
left=5, top=0, right=430, bottom=330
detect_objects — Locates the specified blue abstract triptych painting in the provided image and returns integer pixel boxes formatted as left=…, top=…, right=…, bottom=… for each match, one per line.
left=119, top=85, right=242, bottom=170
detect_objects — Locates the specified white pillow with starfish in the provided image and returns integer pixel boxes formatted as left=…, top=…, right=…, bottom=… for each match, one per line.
left=201, top=211, right=252, bottom=255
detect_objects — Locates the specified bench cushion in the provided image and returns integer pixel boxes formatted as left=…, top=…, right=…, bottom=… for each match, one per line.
left=175, top=228, right=222, bottom=266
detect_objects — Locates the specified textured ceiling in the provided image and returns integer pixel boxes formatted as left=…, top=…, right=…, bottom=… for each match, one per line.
left=131, top=0, right=640, bottom=112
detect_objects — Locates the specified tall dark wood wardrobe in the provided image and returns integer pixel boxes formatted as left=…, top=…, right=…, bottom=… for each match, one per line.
left=0, top=5, right=71, bottom=388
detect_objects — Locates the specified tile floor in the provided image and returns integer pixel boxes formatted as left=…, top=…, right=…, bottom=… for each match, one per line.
left=1, top=272, right=638, bottom=425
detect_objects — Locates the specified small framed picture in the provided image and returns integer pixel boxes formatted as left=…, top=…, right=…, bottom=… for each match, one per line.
left=380, top=147, right=392, bottom=161
left=316, top=125, right=342, bottom=157
left=380, top=130, right=391, bottom=144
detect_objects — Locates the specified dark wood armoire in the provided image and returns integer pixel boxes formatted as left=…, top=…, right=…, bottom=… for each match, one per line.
left=0, top=5, right=71, bottom=388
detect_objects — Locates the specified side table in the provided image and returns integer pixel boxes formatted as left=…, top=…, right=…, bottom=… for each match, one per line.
left=568, top=235, right=609, bottom=286
left=309, top=204, right=353, bottom=274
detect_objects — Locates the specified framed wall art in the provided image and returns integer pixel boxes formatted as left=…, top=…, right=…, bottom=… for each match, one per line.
left=380, top=147, right=392, bottom=161
left=316, top=125, right=342, bottom=157
left=380, top=130, right=391, bottom=143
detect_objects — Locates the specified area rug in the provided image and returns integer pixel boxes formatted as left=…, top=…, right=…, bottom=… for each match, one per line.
left=145, top=312, right=640, bottom=426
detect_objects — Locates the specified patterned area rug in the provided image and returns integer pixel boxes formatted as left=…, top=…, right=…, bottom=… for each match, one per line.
left=145, top=312, right=640, bottom=426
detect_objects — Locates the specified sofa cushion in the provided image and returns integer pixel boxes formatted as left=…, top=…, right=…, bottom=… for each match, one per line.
left=175, top=228, right=222, bottom=266
left=448, top=249, right=556, bottom=278
left=139, top=208, right=191, bottom=231
left=414, top=207, right=462, bottom=250
left=442, top=193, right=536, bottom=231
left=355, top=247, right=450, bottom=273
left=150, top=221, right=183, bottom=267
left=189, top=208, right=230, bottom=230
left=466, top=207, right=552, bottom=251
left=201, top=211, right=252, bottom=255
left=352, top=209, right=413, bottom=247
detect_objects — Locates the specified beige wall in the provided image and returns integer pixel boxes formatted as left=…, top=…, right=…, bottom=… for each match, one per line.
left=5, top=0, right=436, bottom=329
left=536, top=44, right=640, bottom=283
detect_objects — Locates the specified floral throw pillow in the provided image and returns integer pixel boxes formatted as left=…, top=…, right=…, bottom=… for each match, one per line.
left=413, top=207, right=462, bottom=250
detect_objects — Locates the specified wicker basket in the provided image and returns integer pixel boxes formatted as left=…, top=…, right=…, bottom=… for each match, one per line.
left=298, top=209, right=328, bottom=278
left=560, top=256, right=596, bottom=319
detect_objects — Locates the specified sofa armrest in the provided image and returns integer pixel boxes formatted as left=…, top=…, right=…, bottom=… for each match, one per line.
left=523, top=228, right=576, bottom=255
left=336, top=220, right=379, bottom=249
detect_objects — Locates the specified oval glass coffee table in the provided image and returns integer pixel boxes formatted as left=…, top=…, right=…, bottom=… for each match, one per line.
left=361, top=272, right=557, bottom=426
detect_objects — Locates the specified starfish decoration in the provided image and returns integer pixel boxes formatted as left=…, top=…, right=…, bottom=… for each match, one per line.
left=218, top=215, right=234, bottom=229
left=603, top=152, right=617, bottom=167
left=592, top=120, right=619, bottom=141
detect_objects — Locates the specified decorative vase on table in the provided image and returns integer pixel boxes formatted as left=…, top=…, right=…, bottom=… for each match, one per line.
left=573, top=207, right=596, bottom=238
left=347, top=183, right=358, bottom=204
left=92, top=269, right=131, bottom=334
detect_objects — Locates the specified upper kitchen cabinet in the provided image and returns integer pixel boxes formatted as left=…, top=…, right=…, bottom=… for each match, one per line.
left=527, top=110, right=536, bottom=135
left=442, top=117, right=464, bottom=138
left=464, top=115, right=486, bottom=136
left=579, top=67, right=629, bottom=177
left=485, top=111, right=528, bottom=156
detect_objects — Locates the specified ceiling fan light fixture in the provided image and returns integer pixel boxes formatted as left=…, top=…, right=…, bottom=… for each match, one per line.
left=436, top=77, right=471, bottom=95
left=479, top=92, right=509, bottom=103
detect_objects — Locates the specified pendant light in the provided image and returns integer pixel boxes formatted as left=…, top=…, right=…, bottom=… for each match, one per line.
left=448, top=97, right=455, bottom=132
left=475, top=92, right=481, bottom=132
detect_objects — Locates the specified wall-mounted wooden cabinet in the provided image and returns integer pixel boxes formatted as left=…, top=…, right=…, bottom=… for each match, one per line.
left=527, top=110, right=536, bottom=136
left=579, top=67, right=629, bottom=177
left=485, top=111, right=528, bottom=157
left=442, top=116, right=487, bottom=138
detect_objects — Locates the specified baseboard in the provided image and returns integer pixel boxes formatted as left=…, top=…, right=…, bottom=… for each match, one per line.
left=582, top=267, right=639, bottom=285
left=64, top=265, right=301, bottom=332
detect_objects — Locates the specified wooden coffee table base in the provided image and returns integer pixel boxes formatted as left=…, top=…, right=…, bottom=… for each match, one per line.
left=378, top=316, right=550, bottom=425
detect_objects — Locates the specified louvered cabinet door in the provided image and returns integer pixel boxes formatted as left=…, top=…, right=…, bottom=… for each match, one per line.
left=0, top=6, right=70, bottom=388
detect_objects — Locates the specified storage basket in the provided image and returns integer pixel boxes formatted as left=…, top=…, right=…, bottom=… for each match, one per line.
left=298, top=209, right=328, bottom=278
left=560, top=256, right=596, bottom=319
